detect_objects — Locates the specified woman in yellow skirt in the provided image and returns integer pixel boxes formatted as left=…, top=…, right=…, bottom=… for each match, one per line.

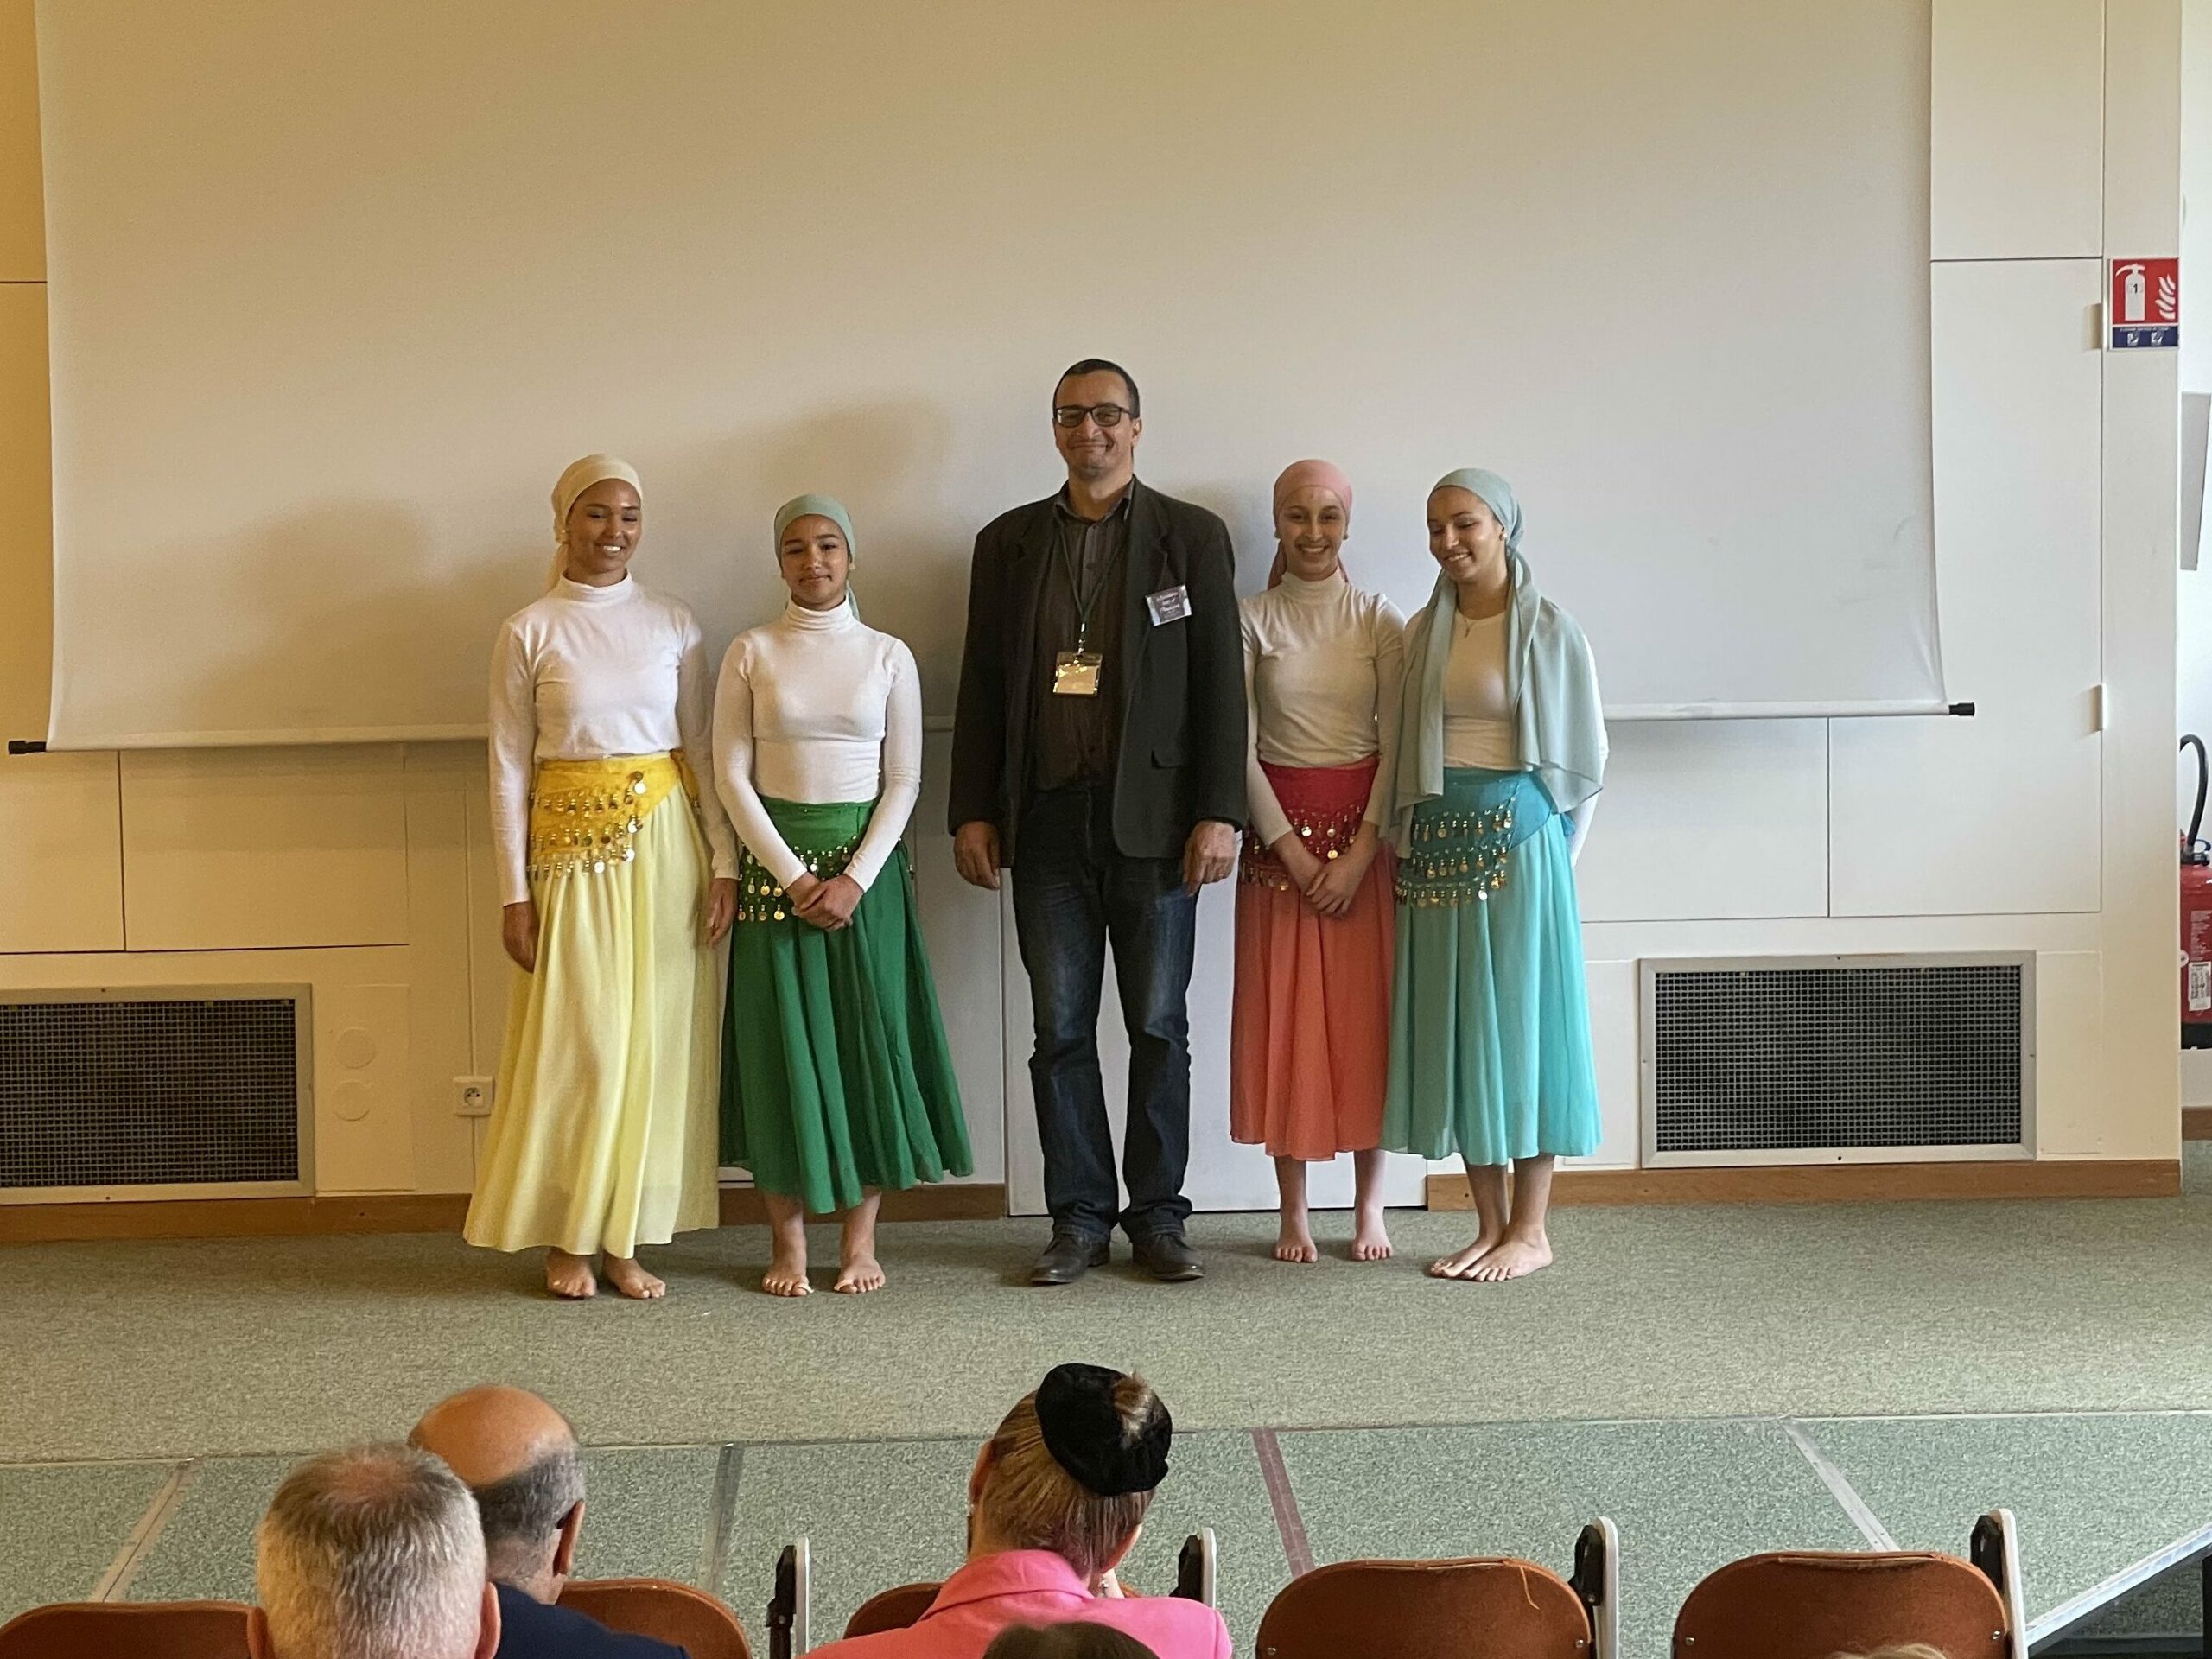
left=465, top=454, right=740, bottom=1300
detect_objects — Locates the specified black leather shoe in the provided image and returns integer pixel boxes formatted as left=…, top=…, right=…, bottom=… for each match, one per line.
left=1130, top=1231, right=1204, bottom=1282
left=1030, top=1233, right=1111, bottom=1286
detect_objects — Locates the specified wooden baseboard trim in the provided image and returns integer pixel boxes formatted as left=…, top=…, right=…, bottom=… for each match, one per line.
left=0, top=1184, right=1011, bottom=1244
left=716, top=1184, right=1007, bottom=1224
left=0, top=1193, right=474, bottom=1244
left=2184, top=1106, right=2212, bottom=1141
left=1426, top=1160, right=2182, bottom=1210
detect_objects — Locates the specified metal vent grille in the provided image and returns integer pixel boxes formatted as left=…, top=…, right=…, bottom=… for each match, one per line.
left=0, top=993, right=305, bottom=1194
left=1644, top=956, right=2031, bottom=1160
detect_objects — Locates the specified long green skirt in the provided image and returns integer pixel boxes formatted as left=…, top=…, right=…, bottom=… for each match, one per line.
left=721, top=797, right=972, bottom=1214
left=1382, top=767, right=1600, bottom=1166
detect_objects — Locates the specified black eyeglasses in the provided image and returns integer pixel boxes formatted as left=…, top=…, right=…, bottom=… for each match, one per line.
left=1052, top=403, right=1134, bottom=429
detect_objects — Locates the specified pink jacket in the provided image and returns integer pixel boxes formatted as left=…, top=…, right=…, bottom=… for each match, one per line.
left=809, top=1550, right=1233, bottom=1659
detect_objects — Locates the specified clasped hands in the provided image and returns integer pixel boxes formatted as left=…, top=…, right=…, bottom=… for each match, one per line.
left=954, top=819, right=1242, bottom=896
left=1268, top=821, right=1381, bottom=918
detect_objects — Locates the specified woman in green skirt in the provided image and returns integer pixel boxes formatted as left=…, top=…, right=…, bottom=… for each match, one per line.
left=711, top=494, right=971, bottom=1295
left=1384, top=468, right=1607, bottom=1284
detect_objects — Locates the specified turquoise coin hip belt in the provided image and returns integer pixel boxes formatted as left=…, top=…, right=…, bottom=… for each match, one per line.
left=1395, top=769, right=1553, bottom=910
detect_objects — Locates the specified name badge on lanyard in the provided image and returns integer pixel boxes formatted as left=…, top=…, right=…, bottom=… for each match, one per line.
left=1053, top=648, right=1103, bottom=696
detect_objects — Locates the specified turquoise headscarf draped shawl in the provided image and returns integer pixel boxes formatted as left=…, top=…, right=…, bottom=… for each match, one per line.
left=1389, top=468, right=1607, bottom=842
left=773, top=493, right=860, bottom=619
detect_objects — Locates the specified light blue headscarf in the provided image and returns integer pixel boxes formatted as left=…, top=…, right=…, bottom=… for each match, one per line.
left=773, top=493, right=859, bottom=618
left=1389, top=468, right=1607, bottom=840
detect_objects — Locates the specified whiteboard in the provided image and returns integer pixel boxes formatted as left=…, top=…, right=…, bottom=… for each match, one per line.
left=36, top=0, right=1942, bottom=747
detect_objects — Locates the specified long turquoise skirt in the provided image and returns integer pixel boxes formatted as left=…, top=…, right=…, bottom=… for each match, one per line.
left=1382, top=767, right=1600, bottom=1166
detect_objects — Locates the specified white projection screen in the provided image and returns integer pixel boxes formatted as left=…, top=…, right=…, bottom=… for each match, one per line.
left=35, top=0, right=1942, bottom=748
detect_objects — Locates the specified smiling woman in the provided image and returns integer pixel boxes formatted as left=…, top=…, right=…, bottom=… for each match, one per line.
left=713, top=493, right=972, bottom=1300
left=466, top=454, right=741, bottom=1303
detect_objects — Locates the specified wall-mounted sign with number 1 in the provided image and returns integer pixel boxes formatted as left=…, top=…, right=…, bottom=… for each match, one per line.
left=2110, top=257, right=2179, bottom=350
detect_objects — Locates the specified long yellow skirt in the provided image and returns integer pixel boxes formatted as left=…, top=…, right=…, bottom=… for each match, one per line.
left=464, top=755, right=722, bottom=1256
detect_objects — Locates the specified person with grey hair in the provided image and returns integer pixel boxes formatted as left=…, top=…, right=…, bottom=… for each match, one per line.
left=249, top=1443, right=499, bottom=1659
left=410, top=1384, right=683, bottom=1659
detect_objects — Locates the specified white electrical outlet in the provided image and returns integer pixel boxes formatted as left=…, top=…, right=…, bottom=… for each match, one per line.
left=453, top=1076, right=494, bottom=1117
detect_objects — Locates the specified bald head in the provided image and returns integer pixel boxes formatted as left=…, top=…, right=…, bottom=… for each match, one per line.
left=410, top=1388, right=583, bottom=1598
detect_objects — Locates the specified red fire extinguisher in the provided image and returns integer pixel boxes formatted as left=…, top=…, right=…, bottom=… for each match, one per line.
left=2183, top=735, right=2212, bottom=1046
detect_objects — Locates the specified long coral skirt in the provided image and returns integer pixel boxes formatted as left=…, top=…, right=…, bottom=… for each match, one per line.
left=1230, top=758, right=1396, bottom=1161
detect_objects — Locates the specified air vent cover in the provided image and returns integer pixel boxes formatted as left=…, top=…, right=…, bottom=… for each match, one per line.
left=0, top=991, right=308, bottom=1197
left=1643, top=955, right=2031, bottom=1164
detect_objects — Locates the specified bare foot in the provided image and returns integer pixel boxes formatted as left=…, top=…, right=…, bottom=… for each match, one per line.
left=834, top=1250, right=887, bottom=1294
left=602, top=1255, right=665, bottom=1300
left=1427, top=1231, right=1502, bottom=1280
left=1469, top=1232, right=1554, bottom=1282
left=762, top=1244, right=811, bottom=1298
left=1351, top=1205, right=1394, bottom=1262
left=545, top=1249, right=596, bottom=1300
left=1274, top=1215, right=1319, bottom=1263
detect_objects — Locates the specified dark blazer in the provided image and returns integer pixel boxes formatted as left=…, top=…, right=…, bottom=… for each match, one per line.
left=497, top=1582, right=687, bottom=1659
left=949, top=478, right=1246, bottom=862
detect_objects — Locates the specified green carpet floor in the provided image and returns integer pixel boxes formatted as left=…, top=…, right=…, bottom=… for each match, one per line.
left=8, top=1178, right=2212, bottom=1654
left=6, top=1195, right=2212, bottom=1463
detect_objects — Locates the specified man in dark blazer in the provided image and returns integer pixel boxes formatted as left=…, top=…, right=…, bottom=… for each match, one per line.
left=412, top=1386, right=685, bottom=1659
left=950, top=359, right=1246, bottom=1285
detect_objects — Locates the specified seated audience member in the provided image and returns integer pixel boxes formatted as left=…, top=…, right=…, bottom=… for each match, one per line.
left=811, top=1364, right=1230, bottom=1659
left=984, top=1624, right=1162, bottom=1658
left=411, top=1384, right=684, bottom=1658
left=250, top=1443, right=499, bottom=1659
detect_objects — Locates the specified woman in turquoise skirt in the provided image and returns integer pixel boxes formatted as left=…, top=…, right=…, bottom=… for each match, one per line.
left=712, top=494, right=971, bottom=1296
left=1383, top=468, right=1606, bottom=1283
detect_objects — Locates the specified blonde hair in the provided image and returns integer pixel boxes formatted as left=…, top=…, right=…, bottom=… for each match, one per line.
left=977, top=1376, right=1163, bottom=1583
left=1829, top=1648, right=1953, bottom=1659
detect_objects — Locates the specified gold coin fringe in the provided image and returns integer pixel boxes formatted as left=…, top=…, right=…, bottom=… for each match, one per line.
left=735, top=836, right=862, bottom=923
left=1395, top=802, right=1516, bottom=907
left=526, top=770, right=654, bottom=880
left=1241, top=801, right=1367, bottom=891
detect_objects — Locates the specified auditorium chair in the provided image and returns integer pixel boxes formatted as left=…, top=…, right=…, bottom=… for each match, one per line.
left=560, top=1577, right=752, bottom=1658
left=0, top=1599, right=251, bottom=1659
left=1254, top=1519, right=1618, bottom=1659
left=1669, top=1509, right=2027, bottom=1659
left=766, top=1529, right=1219, bottom=1656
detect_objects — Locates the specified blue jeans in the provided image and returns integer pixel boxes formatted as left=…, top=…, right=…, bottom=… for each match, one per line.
left=1011, top=785, right=1198, bottom=1242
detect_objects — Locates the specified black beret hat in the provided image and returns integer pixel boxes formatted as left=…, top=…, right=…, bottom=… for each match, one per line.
left=1034, top=1363, right=1172, bottom=1497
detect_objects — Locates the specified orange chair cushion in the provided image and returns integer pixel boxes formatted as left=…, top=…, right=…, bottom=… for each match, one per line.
left=844, top=1581, right=943, bottom=1637
left=0, top=1600, right=251, bottom=1659
left=1672, top=1553, right=2009, bottom=1659
left=1256, top=1559, right=1592, bottom=1658
left=560, top=1577, right=751, bottom=1659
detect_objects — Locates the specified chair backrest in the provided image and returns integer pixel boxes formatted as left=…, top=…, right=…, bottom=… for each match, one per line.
left=843, top=1581, right=941, bottom=1638
left=1672, top=1552, right=2012, bottom=1659
left=0, top=1600, right=251, bottom=1659
left=561, top=1577, right=752, bottom=1659
left=1256, top=1559, right=1593, bottom=1658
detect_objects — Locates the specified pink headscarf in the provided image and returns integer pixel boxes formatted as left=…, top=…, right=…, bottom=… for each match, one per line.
left=1267, top=458, right=1354, bottom=588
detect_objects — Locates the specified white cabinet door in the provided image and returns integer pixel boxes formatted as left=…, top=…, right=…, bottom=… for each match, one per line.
left=1831, top=258, right=2104, bottom=917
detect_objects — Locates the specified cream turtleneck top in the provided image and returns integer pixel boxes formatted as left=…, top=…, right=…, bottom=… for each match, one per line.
left=1238, top=569, right=1406, bottom=847
left=486, top=574, right=735, bottom=907
left=712, top=597, right=922, bottom=893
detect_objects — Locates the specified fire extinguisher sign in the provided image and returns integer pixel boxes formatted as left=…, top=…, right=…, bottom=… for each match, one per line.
left=2110, top=257, right=2180, bottom=349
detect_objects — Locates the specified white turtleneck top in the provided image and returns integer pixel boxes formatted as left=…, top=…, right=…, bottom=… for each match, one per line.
left=1441, top=607, right=1518, bottom=770
left=486, top=574, right=737, bottom=907
left=712, top=598, right=921, bottom=893
left=1238, top=570, right=1407, bottom=847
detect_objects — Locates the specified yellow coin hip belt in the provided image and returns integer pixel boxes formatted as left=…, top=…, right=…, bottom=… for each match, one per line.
left=526, top=753, right=690, bottom=880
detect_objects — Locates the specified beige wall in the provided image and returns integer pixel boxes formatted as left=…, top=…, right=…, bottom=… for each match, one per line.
left=0, top=0, right=482, bottom=1192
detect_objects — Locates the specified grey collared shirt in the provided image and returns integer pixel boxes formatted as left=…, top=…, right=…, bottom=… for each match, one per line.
left=1028, top=485, right=1133, bottom=792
